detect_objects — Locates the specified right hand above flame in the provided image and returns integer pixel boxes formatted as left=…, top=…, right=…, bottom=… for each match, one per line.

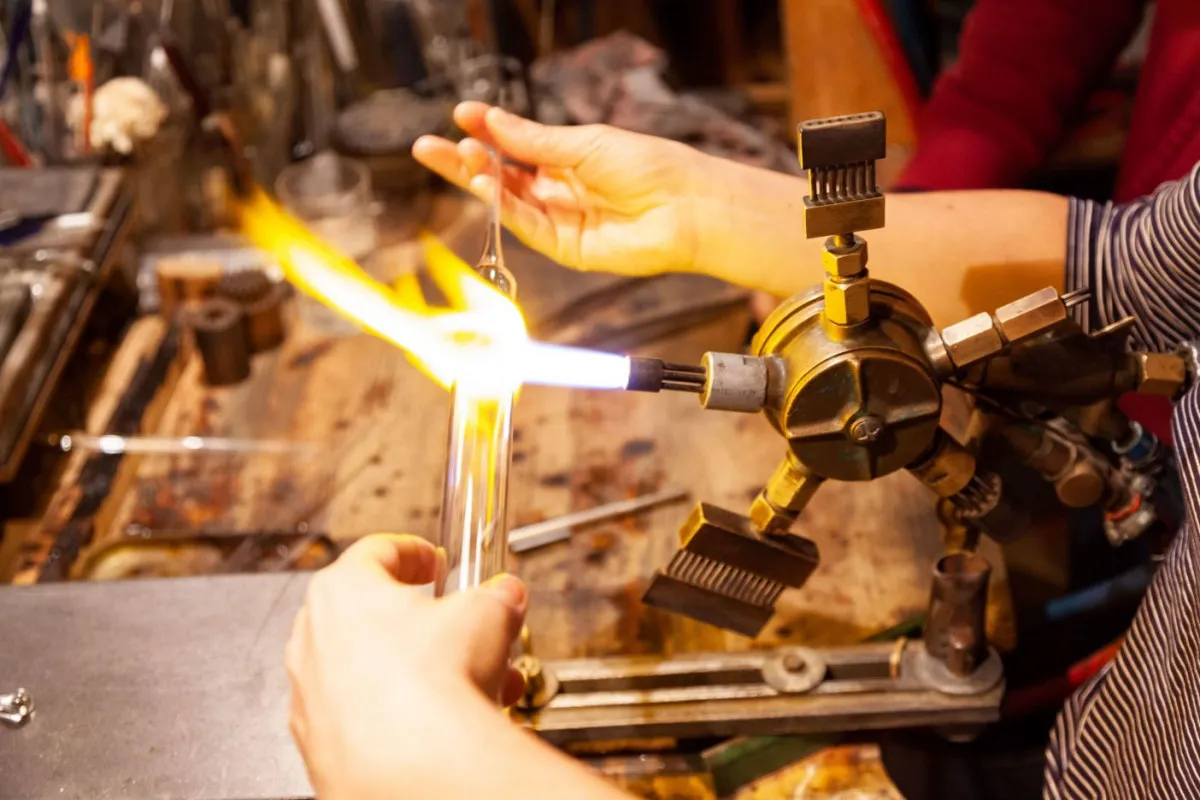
left=413, top=102, right=713, bottom=278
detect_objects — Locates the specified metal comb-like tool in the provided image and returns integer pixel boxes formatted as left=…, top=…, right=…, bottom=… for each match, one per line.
left=642, top=503, right=820, bottom=637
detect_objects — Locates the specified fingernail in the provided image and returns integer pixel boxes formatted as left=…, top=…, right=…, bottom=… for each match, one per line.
left=486, top=106, right=514, bottom=127
left=485, top=574, right=527, bottom=611
left=468, top=174, right=492, bottom=195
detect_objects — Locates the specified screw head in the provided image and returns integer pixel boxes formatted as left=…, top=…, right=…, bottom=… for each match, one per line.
left=782, top=653, right=807, bottom=673
left=848, top=415, right=884, bottom=444
left=514, top=654, right=542, bottom=683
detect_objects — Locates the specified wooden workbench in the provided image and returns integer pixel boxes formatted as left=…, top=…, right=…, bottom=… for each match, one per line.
left=17, top=311, right=1013, bottom=650
left=13, top=194, right=1013, bottom=798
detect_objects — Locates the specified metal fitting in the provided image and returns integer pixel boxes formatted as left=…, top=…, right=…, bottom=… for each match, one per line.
left=940, top=313, right=1004, bottom=370
left=513, top=654, right=560, bottom=710
left=761, top=647, right=827, bottom=694
left=747, top=495, right=791, bottom=534
left=910, top=551, right=1003, bottom=695
left=749, top=457, right=824, bottom=533
left=1002, top=423, right=1107, bottom=509
left=1111, top=421, right=1158, bottom=465
left=925, top=552, right=993, bottom=678
left=823, top=274, right=871, bottom=326
left=1054, top=460, right=1107, bottom=509
left=922, top=329, right=955, bottom=378
left=1104, top=491, right=1157, bottom=546
left=821, top=237, right=868, bottom=277
left=908, top=433, right=977, bottom=498
left=1136, top=352, right=1188, bottom=398
left=0, top=688, right=33, bottom=727
left=700, top=353, right=770, bottom=413
left=993, top=287, right=1068, bottom=344
left=950, top=472, right=1030, bottom=543
left=1180, top=340, right=1200, bottom=386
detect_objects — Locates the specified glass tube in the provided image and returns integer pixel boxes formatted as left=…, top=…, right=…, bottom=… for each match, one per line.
left=436, top=138, right=518, bottom=595
left=435, top=380, right=515, bottom=595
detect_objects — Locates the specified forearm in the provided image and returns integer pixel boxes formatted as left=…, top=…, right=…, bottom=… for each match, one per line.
left=390, top=690, right=630, bottom=800
left=696, top=159, right=1070, bottom=327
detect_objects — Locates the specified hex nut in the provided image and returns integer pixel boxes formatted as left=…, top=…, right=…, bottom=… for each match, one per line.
left=923, top=328, right=954, bottom=378
left=941, top=313, right=1004, bottom=369
left=750, top=459, right=823, bottom=533
left=994, top=287, right=1068, bottom=344
left=748, top=493, right=794, bottom=534
left=823, top=276, right=871, bottom=326
left=1137, top=353, right=1188, bottom=398
left=763, top=459, right=823, bottom=512
left=821, top=239, right=868, bottom=277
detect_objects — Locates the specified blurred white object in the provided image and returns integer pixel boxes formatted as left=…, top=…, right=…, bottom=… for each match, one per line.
left=71, top=78, right=169, bottom=155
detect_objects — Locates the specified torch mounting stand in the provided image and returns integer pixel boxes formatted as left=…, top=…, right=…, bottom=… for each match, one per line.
left=514, top=112, right=1191, bottom=745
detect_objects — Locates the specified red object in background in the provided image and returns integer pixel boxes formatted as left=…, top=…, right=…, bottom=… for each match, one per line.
left=1003, top=638, right=1123, bottom=718
left=1121, top=395, right=1174, bottom=447
left=898, top=0, right=1200, bottom=203
left=853, top=0, right=924, bottom=127
left=896, top=0, right=1199, bottom=442
left=0, top=118, right=31, bottom=166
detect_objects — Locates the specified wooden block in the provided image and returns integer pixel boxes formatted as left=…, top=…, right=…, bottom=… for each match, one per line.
left=781, top=0, right=916, bottom=147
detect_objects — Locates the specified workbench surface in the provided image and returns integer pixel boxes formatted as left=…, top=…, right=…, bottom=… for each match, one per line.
left=10, top=193, right=1013, bottom=797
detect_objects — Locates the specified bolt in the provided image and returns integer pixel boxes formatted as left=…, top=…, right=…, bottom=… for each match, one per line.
left=848, top=415, right=884, bottom=444
left=782, top=653, right=807, bottom=673
left=0, top=688, right=33, bottom=727
left=514, top=655, right=550, bottom=710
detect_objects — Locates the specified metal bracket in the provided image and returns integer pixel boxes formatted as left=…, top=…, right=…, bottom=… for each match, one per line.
left=513, top=641, right=1003, bottom=745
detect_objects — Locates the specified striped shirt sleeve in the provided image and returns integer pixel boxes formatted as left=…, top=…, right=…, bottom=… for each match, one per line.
left=1046, top=164, right=1200, bottom=797
left=1065, top=162, right=1200, bottom=352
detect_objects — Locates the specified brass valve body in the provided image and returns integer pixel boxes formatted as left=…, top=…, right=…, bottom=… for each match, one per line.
left=750, top=282, right=943, bottom=483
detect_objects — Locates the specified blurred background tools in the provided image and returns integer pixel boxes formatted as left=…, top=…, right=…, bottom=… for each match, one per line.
left=186, top=297, right=251, bottom=386
left=509, top=486, right=689, bottom=553
left=216, top=269, right=287, bottom=353
left=0, top=166, right=133, bottom=483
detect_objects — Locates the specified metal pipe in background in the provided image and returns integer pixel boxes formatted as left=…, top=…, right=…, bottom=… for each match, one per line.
left=509, top=487, right=690, bottom=553
left=51, top=432, right=318, bottom=456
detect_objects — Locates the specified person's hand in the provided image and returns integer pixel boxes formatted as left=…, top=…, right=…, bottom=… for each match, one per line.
left=413, top=102, right=722, bottom=276
left=286, top=534, right=527, bottom=799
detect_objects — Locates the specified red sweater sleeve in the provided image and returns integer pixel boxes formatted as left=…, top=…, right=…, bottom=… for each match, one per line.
left=897, top=0, right=1145, bottom=190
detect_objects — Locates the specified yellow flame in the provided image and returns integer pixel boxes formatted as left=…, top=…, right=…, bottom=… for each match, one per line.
left=238, top=188, right=527, bottom=391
